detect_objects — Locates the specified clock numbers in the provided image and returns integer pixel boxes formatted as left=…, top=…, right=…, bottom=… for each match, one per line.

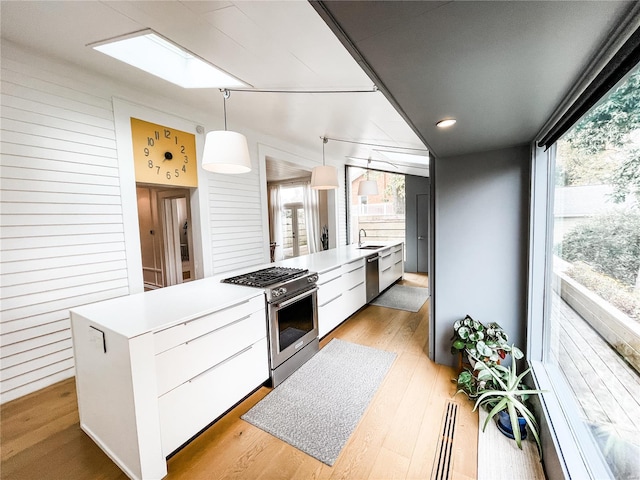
left=131, top=118, right=197, bottom=187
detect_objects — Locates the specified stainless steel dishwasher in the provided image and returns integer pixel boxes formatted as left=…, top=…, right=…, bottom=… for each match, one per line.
left=365, top=253, right=380, bottom=303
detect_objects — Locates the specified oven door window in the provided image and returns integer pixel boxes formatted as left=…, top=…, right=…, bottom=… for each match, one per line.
left=276, top=293, right=315, bottom=352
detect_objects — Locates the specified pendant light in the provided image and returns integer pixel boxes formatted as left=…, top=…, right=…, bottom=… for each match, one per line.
left=311, top=136, right=339, bottom=190
left=202, top=89, right=252, bottom=174
left=357, top=158, right=379, bottom=196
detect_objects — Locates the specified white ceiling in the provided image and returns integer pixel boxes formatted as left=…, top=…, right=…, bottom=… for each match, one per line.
left=0, top=0, right=428, bottom=180
left=1, top=0, right=635, bottom=175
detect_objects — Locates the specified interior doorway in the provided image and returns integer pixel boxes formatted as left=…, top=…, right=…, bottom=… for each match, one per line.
left=417, top=193, right=430, bottom=273
left=136, top=186, right=195, bottom=290
left=282, top=202, right=308, bottom=258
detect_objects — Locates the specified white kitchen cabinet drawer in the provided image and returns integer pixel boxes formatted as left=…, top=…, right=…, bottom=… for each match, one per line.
left=317, top=272, right=344, bottom=306
left=155, top=309, right=266, bottom=396
left=158, top=337, right=268, bottom=456
left=380, top=265, right=394, bottom=291
left=343, top=280, right=366, bottom=317
left=153, top=295, right=264, bottom=354
left=379, top=248, right=393, bottom=270
left=342, top=260, right=365, bottom=289
left=318, top=265, right=342, bottom=284
left=318, top=290, right=345, bottom=338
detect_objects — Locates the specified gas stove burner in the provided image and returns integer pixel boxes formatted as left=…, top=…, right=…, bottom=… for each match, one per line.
left=222, top=266, right=308, bottom=288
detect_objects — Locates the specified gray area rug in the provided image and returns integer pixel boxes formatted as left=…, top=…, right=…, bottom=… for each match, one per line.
left=241, top=339, right=396, bottom=466
left=369, top=284, right=429, bottom=312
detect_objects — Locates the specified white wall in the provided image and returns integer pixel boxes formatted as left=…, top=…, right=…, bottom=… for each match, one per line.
left=0, top=40, right=341, bottom=403
left=432, top=145, right=530, bottom=367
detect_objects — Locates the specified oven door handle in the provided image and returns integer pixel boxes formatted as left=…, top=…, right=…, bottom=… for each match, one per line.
left=274, top=287, right=318, bottom=308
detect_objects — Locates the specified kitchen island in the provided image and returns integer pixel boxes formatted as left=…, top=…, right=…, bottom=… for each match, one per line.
left=70, top=241, right=403, bottom=479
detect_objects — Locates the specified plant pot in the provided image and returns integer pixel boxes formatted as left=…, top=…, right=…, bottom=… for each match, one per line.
left=495, top=409, right=527, bottom=441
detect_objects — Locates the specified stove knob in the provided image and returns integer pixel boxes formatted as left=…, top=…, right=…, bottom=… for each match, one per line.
left=276, top=287, right=287, bottom=296
left=308, top=275, right=318, bottom=283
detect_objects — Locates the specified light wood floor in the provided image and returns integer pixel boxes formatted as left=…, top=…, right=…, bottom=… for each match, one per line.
left=1, top=273, right=478, bottom=480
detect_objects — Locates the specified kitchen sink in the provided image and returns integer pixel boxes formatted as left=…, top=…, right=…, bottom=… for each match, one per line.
left=357, top=245, right=384, bottom=250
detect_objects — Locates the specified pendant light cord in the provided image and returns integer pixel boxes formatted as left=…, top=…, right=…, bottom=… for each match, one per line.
left=322, top=136, right=328, bottom=166
left=222, top=89, right=231, bottom=131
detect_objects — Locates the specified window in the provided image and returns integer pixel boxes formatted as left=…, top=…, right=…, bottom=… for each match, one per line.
left=346, top=166, right=406, bottom=245
left=539, top=64, right=640, bottom=479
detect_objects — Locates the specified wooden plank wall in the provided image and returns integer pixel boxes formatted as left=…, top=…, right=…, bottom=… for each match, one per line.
left=0, top=54, right=130, bottom=403
left=208, top=168, right=266, bottom=273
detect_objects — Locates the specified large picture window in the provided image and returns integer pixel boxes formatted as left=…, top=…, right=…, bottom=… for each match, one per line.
left=346, top=166, right=406, bottom=245
left=543, top=64, right=640, bottom=479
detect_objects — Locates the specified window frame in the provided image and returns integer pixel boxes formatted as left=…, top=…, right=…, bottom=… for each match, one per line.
left=527, top=145, right=619, bottom=480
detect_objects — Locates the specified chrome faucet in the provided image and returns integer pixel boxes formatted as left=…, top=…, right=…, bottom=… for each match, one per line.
left=358, top=229, right=367, bottom=247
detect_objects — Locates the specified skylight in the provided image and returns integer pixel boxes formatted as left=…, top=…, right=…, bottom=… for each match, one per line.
left=90, top=30, right=248, bottom=89
left=375, top=150, right=429, bottom=167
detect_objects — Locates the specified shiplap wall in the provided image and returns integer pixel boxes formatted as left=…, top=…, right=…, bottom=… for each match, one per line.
left=0, top=41, right=345, bottom=403
left=208, top=169, right=266, bottom=273
left=0, top=55, right=130, bottom=403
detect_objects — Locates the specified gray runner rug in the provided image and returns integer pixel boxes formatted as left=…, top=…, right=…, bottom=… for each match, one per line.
left=369, top=284, right=429, bottom=312
left=241, top=339, right=396, bottom=466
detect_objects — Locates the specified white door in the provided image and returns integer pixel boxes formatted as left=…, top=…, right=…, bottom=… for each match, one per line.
left=282, top=203, right=308, bottom=259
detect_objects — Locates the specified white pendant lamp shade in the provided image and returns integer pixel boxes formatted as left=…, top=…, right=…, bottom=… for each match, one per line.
left=311, top=136, right=338, bottom=190
left=311, top=165, right=339, bottom=190
left=358, top=179, right=378, bottom=196
left=201, top=130, right=251, bottom=174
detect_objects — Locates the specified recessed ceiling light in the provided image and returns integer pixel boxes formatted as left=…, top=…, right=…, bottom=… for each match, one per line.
left=89, top=29, right=248, bottom=89
left=436, top=119, right=457, bottom=128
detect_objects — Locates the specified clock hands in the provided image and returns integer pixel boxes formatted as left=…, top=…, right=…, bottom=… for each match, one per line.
left=163, top=152, right=173, bottom=162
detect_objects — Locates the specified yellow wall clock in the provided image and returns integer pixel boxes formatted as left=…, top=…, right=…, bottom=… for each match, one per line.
left=130, top=117, right=198, bottom=188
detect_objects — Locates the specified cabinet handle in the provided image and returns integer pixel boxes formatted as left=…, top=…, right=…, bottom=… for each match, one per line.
left=186, top=314, right=252, bottom=344
left=346, top=265, right=364, bottom=274
left=174, top=298, right=252, bottom=327
left=188, top=344, right=253, bottom=384
left=394, top=260, right=402, bottom=265
left=381, top=253, right=392, bottom=259
left=319, top=275, right=341, bottom=286
left=321, top=265, right=341, bottom=275
left=319, top=293, right=342, bottom=307
left=382, top=266, right=392, bottom=272
left=348, top=281, right=365, bottom=291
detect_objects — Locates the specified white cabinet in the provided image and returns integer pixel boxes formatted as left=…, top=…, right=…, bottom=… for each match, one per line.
left=317, top=265, right=345, bottom=338
left=379, top=247, right=394, bottom=291
left=342, top=258, right=366, bottom=318
left=317, top=259, right=366, bottom=338
left=392, top=244, right=404, bottom=281
left=71, top=288, right=268, bottom=480
left=379, top=244, right=404, bottom=292
left=158, top=337, right=268, bottom=455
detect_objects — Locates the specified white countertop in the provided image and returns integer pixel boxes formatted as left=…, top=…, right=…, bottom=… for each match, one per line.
left=69, top=278, right=263, bottom=339
left=275, top=242, right=402, bottom=274
left=70, top=242, right=403, bottom=339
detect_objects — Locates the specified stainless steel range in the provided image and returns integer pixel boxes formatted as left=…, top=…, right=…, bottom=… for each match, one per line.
left=223, top=266, right=319, bottom=386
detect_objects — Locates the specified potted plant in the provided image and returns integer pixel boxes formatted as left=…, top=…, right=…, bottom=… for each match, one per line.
left=471, top=356, right=545, bottom=454
left=451, top=315, right=523, bottom=368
